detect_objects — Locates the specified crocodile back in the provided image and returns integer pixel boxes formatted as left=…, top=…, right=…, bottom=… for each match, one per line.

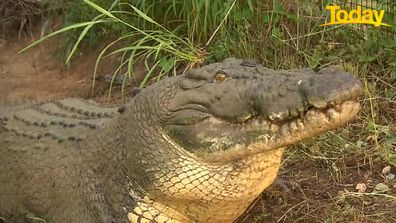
left=0, top=98, right=118, bottom=143
left=0, top=98, right=120, bottom=221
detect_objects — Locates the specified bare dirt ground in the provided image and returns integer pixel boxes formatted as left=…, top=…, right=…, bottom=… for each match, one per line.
left=0, top=36, right=91, bottom=101
left=1, top=32, right=395, bottom=223
left=0, top=31, right=142, bottom=103
left=239, top=154, right=396, bottom=223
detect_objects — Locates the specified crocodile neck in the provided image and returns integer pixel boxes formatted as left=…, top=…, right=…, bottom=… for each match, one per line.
left=149, top=144, right=284, bottom=222
left=116, top=108, right=285, bottom=222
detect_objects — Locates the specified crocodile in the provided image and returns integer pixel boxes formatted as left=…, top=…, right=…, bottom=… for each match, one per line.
left=0, top=58, right=362, bottom=223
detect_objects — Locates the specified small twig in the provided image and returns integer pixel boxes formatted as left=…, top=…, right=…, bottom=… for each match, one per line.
left=341, top=192, right=396, bottom=201
left=373, top=76, right=396, bottom=90
left=277, top=200, right=308, bottom=223
left=299, top=149, right=338, bottom=160
left=280, top=25, right=343, bottom=42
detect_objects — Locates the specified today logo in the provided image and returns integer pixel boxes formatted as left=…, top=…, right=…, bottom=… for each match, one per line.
left=321, top=5, right=391, bottom=27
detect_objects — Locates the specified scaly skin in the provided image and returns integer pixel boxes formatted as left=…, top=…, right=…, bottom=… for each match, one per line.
left=0, top=58, right=362, bottom=223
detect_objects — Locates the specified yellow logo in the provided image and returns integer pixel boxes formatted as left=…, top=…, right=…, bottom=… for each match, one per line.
left=321, top=5, right=391, bottom=27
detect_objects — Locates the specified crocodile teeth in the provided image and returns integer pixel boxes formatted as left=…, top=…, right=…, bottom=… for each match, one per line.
left=297, top=108, right=305, bottom=119
left=326, top=108, right=338, bottom=122
left=289, top=121, right=299, bottom=137
left=328, top=101, right=341, bottom=112
left=269, top=123, right=279, bottom=134
left=334, top=104, right=341, bottom=112
left=280, top=125, right=289, bottom=136
left=290, top=110, right=299, bottom=117
left=304, top=110, right=317, bottom=123
left=296, top=119, right=305, bottom=131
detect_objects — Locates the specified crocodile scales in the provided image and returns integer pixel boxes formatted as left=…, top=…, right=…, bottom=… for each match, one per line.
left=0, top=58, right=362, bottom=223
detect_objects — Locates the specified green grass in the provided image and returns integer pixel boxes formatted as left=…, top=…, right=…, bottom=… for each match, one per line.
left=20, top=0, right=207, bottom=100
left=19, top=0, right=396, bottom=85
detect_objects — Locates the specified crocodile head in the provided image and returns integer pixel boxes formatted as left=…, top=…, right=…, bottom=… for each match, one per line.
left=161, top=58, right=362, bottom=163
left=126, top=58, right=362, bottom=223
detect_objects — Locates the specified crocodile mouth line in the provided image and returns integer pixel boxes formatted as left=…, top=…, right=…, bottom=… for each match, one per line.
left=231, top=98, right=360, bottom=131
left=271, top=100, right=361, bottom=140
left=205, top=100, right=361, bottom=162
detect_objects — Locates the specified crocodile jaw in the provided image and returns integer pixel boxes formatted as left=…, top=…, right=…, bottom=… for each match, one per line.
left=203, top=100, right=360, bottom=162
left=166, top=99, right=360, bottom=163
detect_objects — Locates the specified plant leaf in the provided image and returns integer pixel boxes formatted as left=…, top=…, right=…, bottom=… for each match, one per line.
left=19, top=20, right=107, bottom=53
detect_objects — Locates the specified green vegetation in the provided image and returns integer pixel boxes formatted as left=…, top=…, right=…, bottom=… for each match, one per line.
left=7, top=0, right=396, bottom=222
left=19, top=0, right=396, bottom=82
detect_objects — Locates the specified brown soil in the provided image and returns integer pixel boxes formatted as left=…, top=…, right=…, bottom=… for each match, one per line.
left=0, top=32, right=145, bottom=103
left=1, top=32, right=395, bottom=223
left=0, top=36, right=90, bottom=101
left=238, top=154, right=396, bottom=223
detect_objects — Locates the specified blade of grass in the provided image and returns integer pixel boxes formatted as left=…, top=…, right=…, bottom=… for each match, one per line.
left=92, top=32, right=136, bottom=93
left=83, top=0, right=118, bottom=20
left=206, top=0, right=237, bottom=46
left=19, top=20, right=108, bottom=53
left=65, top=22, right=95, bottom=64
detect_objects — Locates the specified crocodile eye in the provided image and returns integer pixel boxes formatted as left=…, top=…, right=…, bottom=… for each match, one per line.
left=214, top=70, right=229, bottom=83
